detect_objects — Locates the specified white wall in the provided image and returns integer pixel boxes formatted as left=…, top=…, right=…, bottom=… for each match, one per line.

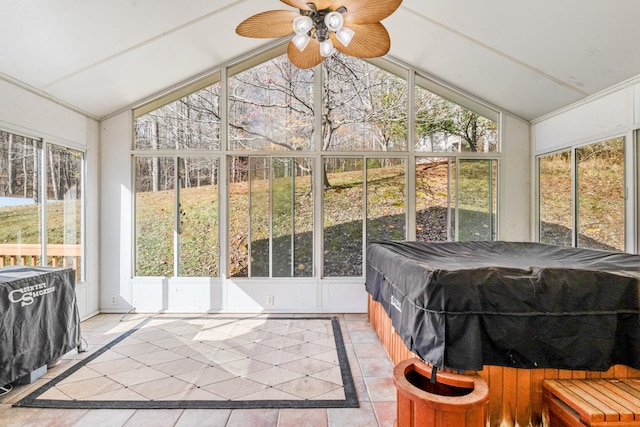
left=532, top=87, right=631, bottom=155
left=0, top=79, right=100, bottom=319
left=499, top=113, right=531, bottom=242
left=531, top=77, right=640, bottom=253
left=99, top=111, right=134, bottom=313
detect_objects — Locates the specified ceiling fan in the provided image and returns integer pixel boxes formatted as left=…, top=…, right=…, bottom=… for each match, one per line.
left=236, top=0, right=402, bottom=69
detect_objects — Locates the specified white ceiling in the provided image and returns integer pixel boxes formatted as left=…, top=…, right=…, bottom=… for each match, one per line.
left=1, top=0, right=639, bottom=121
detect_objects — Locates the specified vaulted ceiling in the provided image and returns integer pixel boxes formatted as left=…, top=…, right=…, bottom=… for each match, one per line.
left=2, top=0, right=639, bottom=121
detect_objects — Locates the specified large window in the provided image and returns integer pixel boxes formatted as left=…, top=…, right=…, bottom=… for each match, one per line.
left=322, top=58, right=408, bottom=151
left=133, top=46, right=500, bottom=279
left=228, top=156, right=313, bottom=278
left=228, top=55, right=314, bottom=151
left=134, top=75, right=222, bottom=277
left=46, top=145, right=83, bottom=273
left=415, top=158, right=497, bottom=242
left=538, top=137, right=625, bottom=252
left=323, top=157, right=363, bottom=277
left=366, top=158, right=406, bottom=243
left=576, top=138, right=625, bottom=251
left=134, top=157, right=219, bottom=277
left=0, top=130, right=84, bottom=279
left=415, top=75, right=497, bottom=153
left=539, top=151, right=573, bottom=246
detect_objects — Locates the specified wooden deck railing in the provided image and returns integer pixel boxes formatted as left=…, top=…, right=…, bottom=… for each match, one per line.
left=0, top=244, right=81, bottom=280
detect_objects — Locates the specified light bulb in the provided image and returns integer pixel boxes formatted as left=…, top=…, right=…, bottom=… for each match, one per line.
left=319, top=39, right=334, bottom=57
left=336, top=27, right=355, bottom=47
left=324, top=12, right=343, bottom=32
left=292, top=16, right=313, bottom=35
left=292, top=33, right=311, bottom=51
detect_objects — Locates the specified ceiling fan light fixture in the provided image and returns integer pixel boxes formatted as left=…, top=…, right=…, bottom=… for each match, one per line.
left=293, top=15, right=313, bottom=35
left=319, top=38, right=334, bottom=57
left=336, top=27, right=355, bottom=47
left=292, top=33, right=311, bottom=51
left=324, top=11, right=344, bottom=32
left=236, top=0, right=403, bottom=69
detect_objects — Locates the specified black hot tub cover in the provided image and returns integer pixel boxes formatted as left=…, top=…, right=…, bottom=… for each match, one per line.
left=365, top=240, right=640, bottom=371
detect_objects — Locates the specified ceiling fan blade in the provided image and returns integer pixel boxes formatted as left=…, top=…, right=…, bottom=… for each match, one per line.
left=287, top=39, right=325, bottom=69
left=280, top=0, right=314, bottom=10
left=313, top=0, right=335, bottom=9
left=341, top=0, right=402, bottom=24
left=236, top=10, right=299, bottom=38
left=331, top=23, right=391, bottom=58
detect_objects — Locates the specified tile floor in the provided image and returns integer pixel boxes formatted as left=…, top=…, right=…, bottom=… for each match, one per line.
left=0, top=313, right=397, bottom=427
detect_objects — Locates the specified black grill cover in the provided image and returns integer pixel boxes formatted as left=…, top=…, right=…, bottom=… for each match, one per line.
left=366, top=241, right=640, bottom=371
left=0, top=267, right=81, bottom=385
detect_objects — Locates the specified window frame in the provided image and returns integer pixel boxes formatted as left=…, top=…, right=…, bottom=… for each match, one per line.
left=536, top=135, right=628, bottom=251
left=131, top=43, right=502, bottom=280
left=0, top=128, right=86, bottom=281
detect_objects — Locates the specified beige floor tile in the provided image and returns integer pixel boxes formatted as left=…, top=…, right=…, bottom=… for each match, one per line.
left=240, top=386, right=299, bottom=401
left=88, top=355, right=145, bottom=376
left=310, top=350, right=340, bottom=365
left=122, top=409, right=183, bottom=427
left=310, top=365, right=344, bottom=386
left=128, top=376, right=194, bottom=400
left=129, top=348, right=185, bottom=366
left=251, top=349, right=306, bottom=366
left=349, top=330, right=380, bottom=343
left=11, top=407, right=88, bottom=427
left=158, top=386, right=225, bottom=401
left=226, top=408, right=279, bottom=427
left=38, top=386, right=72, bottom=400
left=108, top=365, right=170, bottom=387
left=246, top=366, right=306, bottom=387
left=278, top=408, right=328, bottom=427
left=88, top=387, right=148, bottom=401
left=151, top=356, right=209, bottom=376
left=174, top=366, right=237, bottom=387
left=274, top=377, right=341, bottom=400
left=352, top=342, right=388, bottom=359
left=258, top=335, right=305, bottom=350
left=363, top=377, right=397, bottom=402
left=57, top=366, right=103, bottom=385
left=0, top=405, right=44, bottom=427
left=358, top=357, right=394, bottom=378
left=278, top=357, right=335, bottom=376
left=71, top=409, right=136, bottom=427
left=327, top=402, right=380, bottom=427
left=5, top=314, right=394, bottom=426
left=174, top=409, right=231, bottom=427
left=56, top=376, right=125, bottom=400
left=85, top=348, right=127, bottom=363
left=152, top=335, right=191, bottom=349
left=218, top=357, right=273, bottom=376
left=202, top=376, right=267, bottom=400
left=373, top=401, right=397, bottom=427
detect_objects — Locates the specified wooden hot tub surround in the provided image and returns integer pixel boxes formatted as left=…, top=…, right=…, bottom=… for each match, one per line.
left=368, top=295, right=640, bottom=427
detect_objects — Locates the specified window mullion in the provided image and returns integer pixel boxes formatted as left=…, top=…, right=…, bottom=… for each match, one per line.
left=40, top=140, right=47, bottom=265
left=174, top=157, right=180, bottom=277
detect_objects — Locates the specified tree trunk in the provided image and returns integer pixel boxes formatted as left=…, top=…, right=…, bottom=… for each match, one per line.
left=6, top=133, right=13, bottom=195
left=32, top=142, right=39, bottom=202
left=151, top=119, right=160, bottom=192
left=48, top=145, right=59, bottom=200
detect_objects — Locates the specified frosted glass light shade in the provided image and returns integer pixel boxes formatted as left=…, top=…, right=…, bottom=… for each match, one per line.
left=336, top=27, right=355, bottom=46
left=324, top=12, right=343, bottom=32
left=292, top=33, right=311, bottom=51
left=292, top=16, right=313, bottom=34
left=319, top=39, right=334, bottom=57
